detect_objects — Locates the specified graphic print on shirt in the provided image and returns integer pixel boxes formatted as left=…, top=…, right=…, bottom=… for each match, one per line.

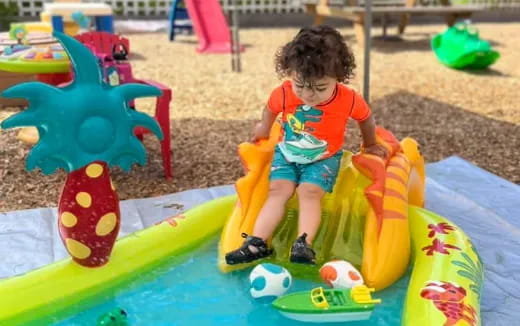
left=278, top=104, right=328, bottom=164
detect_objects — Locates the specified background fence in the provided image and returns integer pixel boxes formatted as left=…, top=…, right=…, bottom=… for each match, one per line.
left=2, top=0, right=519, bottom=18
left=5, top=0, right=304, bottom=17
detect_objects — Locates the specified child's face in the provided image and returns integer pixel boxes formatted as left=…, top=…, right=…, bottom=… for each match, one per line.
left=291, top=73, right=337, bottom=107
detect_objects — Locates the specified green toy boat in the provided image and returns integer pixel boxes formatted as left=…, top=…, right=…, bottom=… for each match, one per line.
left=431, top=22, right=500, bottom=69
left=272, top=285, right=381, bottom=323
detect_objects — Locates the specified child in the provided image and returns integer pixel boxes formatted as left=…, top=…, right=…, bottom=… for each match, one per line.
left=225, top=25, right=388, bottom=265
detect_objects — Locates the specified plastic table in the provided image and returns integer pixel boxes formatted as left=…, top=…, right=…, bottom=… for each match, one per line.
left=0, top=45, right=71, bottom=85
left=43, top=3, right=114, bottom=34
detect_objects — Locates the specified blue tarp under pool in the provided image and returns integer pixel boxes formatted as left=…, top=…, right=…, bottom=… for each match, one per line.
left=0, top=156, right=518, bottom=325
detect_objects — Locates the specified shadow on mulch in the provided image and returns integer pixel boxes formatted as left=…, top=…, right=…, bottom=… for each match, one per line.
left=371, top=35, right=433, bottom=52
left=367, top=91, right=520, bottom=184
left=0, top=90, right=518, bottom=212
left=462, top=68, right=510, bottom=77
left=128, top=52, right=147, bottom=61
left=173, top=38, right=254, bottom=50
left=369, top=32, right=502, bottom=53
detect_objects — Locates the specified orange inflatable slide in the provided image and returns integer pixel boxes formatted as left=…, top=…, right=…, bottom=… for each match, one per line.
left=218, top=123, right=425, bottom=290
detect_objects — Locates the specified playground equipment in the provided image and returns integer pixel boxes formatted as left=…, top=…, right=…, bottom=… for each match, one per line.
left=0, top=32, right=163, bottom=267
left=218, top=124, right=483, bottom=325
left=79, top=32, right=172, bottom=179
left=23, top=1, right=114, bottom=36
left=170, top=0, right=239, bottom=54
left=0, top=41, right=71, bottom=90
left=75, top=32, right=172, bottom=179
left=168, top=0, right=193, bottom=41
left=0, top=31, right=172, bottom=179
left=432, top=22, right=500, bottom=69
left=0, top=26, right=56, bottom=107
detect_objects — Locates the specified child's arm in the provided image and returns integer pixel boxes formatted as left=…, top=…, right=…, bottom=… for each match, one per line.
left=252, top=105, right=278, bottom=142
left=358, top=114, right=388, bottom=158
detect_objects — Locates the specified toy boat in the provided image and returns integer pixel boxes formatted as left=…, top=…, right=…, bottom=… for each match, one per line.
left=272, top=285, right=381, bottom=323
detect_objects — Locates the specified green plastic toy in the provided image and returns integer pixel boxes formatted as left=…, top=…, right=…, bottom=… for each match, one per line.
left=9, top=24, right=28, bottom=45
left=96, top=308, right=129, bottom=326
left=272, top=285, right=381, bottom=323
left=431, top=22, right=500, bottom=69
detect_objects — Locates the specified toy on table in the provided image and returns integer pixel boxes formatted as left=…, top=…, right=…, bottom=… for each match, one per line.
left=1, top=29, right=55, bottom=46
left=272, top=285, right=381, bottom=323
left=0, top=32, right=163, bottom=267
left=2, top=45, right=30, bottom=57
left=71, top=11, right=92, bottom=34
left=4, top=24, right=31, bottom=55
left=43, top=2, right=114, bottom=35
left=0, top=44, right=68, bottom=64
left=431, top=21, right=500, bottom=69
left=9, top=24, right=28, bottom=45
left=22, top=45, right=67, bottom=61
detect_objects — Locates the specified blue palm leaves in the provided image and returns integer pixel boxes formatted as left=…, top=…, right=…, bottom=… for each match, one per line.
left=0, top=32, right=163, bottom=174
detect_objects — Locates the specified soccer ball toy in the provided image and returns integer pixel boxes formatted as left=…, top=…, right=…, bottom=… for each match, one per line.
left=319, top=260, right=364, bottom=289
left=249, top=263, right=292, bottom=299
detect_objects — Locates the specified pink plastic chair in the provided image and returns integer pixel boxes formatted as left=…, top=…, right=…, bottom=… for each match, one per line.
left=75, top=32, right=173, bottom=180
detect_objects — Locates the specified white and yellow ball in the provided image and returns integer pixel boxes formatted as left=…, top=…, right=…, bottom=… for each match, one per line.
left=319, top=260, right=364, bottom=289
left=249, top=263, right=292, bottom=300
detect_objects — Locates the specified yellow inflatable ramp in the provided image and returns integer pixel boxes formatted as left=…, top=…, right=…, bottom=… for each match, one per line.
left=218, top=126, right=425, bottom=290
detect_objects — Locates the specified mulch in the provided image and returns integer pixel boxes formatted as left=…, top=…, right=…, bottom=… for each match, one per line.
left=1, top=23, right=519, bottom=212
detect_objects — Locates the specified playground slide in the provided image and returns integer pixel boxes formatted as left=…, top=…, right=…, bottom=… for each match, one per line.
left=218, top=124, right=483, bottom=325
left=184, top=0, right=234, bottom=53
left=218, top=125, right=422, bottom=291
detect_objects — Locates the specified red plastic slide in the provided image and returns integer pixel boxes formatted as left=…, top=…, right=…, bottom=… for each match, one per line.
left=184, top=0, right=234, bottom=53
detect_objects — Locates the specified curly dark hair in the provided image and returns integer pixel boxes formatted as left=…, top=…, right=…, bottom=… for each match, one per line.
left=275, top=25, right=356, bottom=85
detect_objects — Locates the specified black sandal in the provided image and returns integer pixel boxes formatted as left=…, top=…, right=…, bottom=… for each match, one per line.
left=290, top=233, right=316, bottom=265
left=225, top=233, right=273, bottom=265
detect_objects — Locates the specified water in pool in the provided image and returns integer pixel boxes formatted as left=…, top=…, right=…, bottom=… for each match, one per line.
left=54, top=237, right=408, bottom=325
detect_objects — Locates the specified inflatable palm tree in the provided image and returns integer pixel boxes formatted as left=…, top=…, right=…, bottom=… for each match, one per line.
left=0, top=32, right=163, bottom=267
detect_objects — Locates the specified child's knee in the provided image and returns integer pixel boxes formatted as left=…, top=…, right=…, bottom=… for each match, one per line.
left=297, top=183, right=325, bottom=200
left=268, top=180, right=295, bottom=200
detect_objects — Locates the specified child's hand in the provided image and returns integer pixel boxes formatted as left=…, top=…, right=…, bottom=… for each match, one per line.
left=252, top=122, right=271, bottom=143
left=364, top=143, right=388, bottom=159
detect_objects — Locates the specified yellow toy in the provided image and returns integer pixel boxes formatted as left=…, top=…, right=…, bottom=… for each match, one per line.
left=21, top=11, right=79, bottom=36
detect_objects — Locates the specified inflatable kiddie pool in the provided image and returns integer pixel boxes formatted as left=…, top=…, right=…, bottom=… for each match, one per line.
left=0, top=33, right=482, bottom=326
left=219, top=124, right=483, bottom=326
left=0, top=128, right=483, bottom=326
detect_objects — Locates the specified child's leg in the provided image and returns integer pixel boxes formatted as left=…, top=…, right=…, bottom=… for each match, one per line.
left=225, top=146, right=297, bottom=265
left=253, top=179, right=296, bottom=240
left=290, top=151, right=343, bottom=264
left=295, top=183, right=325, bottom=243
